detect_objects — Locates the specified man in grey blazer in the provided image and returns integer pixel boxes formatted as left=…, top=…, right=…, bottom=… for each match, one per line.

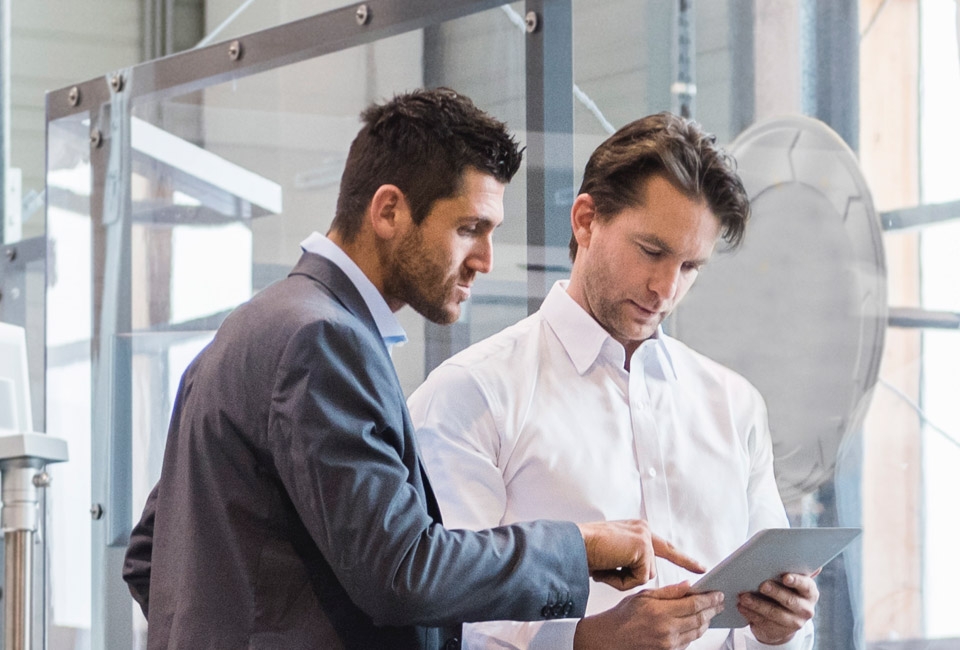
left=122, top=88, right=715, bottom=649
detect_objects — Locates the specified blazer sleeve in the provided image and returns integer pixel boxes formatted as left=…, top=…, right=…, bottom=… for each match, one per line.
left=123, top=484, right=157, bottom=618
left=268, top=319, right=590, bottom=628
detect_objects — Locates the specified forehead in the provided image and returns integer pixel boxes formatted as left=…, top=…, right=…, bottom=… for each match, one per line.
left=609, top=175, right=719, bottom=250
left=427, top=168, right=505, bottom=221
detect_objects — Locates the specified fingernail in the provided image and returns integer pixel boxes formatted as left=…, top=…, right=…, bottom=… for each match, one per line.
left=761, top=583, right=773, bottom=595
left=784, top=574, right=795, bottom=586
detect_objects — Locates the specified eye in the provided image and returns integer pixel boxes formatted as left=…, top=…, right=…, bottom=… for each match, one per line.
left=681, top=261, right=701, bottom=273
left=640, top=246, right=663, bottom=258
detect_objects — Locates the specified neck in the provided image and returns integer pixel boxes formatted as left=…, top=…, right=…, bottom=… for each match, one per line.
left=327, top=229, right=403, bottom=312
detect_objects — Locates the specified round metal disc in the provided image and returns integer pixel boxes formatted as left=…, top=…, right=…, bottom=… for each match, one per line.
left=669, top=115, right=887, bottom=504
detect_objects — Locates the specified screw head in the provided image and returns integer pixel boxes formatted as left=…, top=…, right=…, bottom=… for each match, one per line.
left=68, top=86, right=81, bottom=107
left=5, top=247, right=16, bottom=262
left=525, top=11, right=539, bottom=33
left=90, top=504, right=104, bottom=520
left=110, top=74, right=124, bottom=92
left=228, top=40, right=242, bottom=61
left=355, top=3, right=370, bottom=25
left=33, top=471, right=52, bottom=488
left=90, top=129, right=103, bottom=149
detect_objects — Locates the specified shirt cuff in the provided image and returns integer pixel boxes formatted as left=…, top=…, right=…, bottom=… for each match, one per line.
left=463, top=619, right=579, bottom=650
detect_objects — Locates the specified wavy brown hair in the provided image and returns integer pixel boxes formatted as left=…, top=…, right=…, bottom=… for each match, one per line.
left=570, top=112, right=749, bottom=260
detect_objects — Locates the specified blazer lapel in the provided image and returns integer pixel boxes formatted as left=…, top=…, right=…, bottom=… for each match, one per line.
left=288, top=252, right=380, bottom=336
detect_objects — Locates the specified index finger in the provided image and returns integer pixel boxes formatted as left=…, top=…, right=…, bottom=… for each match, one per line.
left=652, top=534, right=707, bottom=574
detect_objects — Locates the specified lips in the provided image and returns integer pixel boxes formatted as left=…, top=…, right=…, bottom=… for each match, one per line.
left=631, top=300, right=658, bottom=317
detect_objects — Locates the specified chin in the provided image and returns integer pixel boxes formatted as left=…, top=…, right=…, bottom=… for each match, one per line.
left=424, top=304, right=460, bottom=325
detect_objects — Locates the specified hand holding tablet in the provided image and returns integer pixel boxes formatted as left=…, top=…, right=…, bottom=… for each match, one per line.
left=691, top=527, right=861, bottom=628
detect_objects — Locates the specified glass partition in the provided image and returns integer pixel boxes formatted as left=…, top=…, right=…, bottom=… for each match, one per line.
left=43, top=1, right=960, bottom=649
left=45, top=2, right=530, bottom=647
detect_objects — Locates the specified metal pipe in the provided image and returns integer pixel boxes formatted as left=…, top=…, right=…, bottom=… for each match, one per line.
left=4, top=529, right=33, bottom=650
left=1, top=458, right=44, bottom=650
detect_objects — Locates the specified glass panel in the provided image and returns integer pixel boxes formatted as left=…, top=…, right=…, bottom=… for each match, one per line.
left=43, top=1, right=959, bottom=649
left=45, top=110, right=94, bottom=649
left=566, top=1, right=957, bottom=649
left=45, top=4, right=528, bottom=648
left=918, top=0, right=960, bottom=642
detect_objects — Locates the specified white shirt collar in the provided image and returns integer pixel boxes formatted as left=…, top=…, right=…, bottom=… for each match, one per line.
left=540, top=280, right=677, bottom=380
left=300, top=232, right=407, bottom=348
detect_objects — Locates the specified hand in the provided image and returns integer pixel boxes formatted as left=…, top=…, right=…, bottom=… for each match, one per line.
left=737, top=571, right=820, bottom=645
left=573, top=581, right=724, bottom=650
left=577, top=520, right=706, bottom=591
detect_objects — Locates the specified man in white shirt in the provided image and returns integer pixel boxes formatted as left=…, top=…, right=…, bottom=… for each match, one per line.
left=408, top=112, right=819, bottom=650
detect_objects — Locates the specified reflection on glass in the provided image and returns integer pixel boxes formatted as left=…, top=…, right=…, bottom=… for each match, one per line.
left=46, top=113, right=94, bottom=642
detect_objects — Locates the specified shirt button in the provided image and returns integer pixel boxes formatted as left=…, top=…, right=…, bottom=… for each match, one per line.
left=647, top=467, right=658, bottom=478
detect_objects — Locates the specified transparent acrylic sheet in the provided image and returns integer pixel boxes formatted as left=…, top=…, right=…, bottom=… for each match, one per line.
left=48, top=5, right=533, bottom=648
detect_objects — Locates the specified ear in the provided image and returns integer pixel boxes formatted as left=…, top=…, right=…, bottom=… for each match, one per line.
left=570, top=193, right=598, bottom=251
left=367, top=185, right=411, bottom=241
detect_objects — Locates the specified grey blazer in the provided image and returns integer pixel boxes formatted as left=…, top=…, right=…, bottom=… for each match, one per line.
left=123, top=252, right=589, bottom=649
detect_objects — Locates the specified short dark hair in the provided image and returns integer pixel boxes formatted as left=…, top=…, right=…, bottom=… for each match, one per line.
left=331, top=88, right=523, bottom=242
left=570, top=112, right=750, bottom=260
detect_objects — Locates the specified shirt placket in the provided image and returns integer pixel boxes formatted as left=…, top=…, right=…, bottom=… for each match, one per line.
left=628, top=344, right=676, bottom=587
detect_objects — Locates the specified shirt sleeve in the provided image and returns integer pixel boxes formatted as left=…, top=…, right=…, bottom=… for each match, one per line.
left=742, top=391, right=815, bottom=650
left=409, top=363, right=581, bottom=649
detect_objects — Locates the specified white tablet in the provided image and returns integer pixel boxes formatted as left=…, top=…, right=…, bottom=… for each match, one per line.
left=691, top=527, right=861, bottom=628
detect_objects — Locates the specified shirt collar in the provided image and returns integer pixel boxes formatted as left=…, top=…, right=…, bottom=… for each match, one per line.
left=300, top=232, right=407, bottom=348
left=541, top=280, right=677, bottom=380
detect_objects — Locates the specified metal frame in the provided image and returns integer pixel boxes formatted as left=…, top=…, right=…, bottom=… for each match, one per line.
left=881, top=199, right=960, bottom=231
left=524, top=0, right=573, bottom=314
left=47, top=0, right=511, bottom=121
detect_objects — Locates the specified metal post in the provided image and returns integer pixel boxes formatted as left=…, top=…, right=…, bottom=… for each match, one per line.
left=671, top=0, right=696, bottom=119
left=0, top=434, right=66, bottom=650
left=525, top=0, right=573, bottom=314
left=1, top=461, right=42, bottom=650
left=4, top=530, right=30, bottom=650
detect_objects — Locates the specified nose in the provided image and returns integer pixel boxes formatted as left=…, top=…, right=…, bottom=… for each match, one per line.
left=466, top=233, right=494, bottom=275
left=647, top=261, right=681, bottom=302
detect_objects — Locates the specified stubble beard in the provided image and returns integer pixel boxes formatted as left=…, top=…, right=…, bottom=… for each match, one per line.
left=585, top=265, right=663, bottom=347
left=384, top=227, right=462, bottom=325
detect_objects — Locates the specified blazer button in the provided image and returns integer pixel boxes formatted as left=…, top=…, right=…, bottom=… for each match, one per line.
left=443, top=637, right=460, bottom=650
left=541, top=605, right=552, bottom=618
left=563, top=601, right=573, bottom=617
left=551, top=604, right=564, bottom=617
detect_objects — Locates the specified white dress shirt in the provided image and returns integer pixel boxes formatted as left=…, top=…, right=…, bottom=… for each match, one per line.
left=408, top=281, right=813, bottom=650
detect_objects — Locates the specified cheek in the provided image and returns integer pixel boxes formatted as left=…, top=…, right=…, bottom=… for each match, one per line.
left=673, top=272, right=699, bottom=301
